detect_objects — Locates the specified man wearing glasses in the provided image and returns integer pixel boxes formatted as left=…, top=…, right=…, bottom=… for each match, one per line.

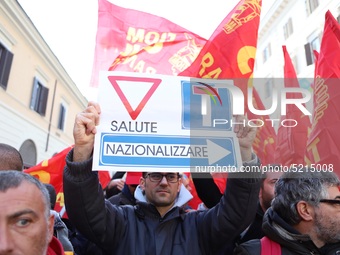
left=234, top=169, right=340, bottom=255
left=63, top=102, right=262, bottom=255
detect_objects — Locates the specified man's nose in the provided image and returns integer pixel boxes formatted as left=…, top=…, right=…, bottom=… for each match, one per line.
left=159, top=175, right=169, bottom=185
left=0, top=226, right=14, bottom=253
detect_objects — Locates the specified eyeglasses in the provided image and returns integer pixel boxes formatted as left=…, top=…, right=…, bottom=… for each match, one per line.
left=145, top=173, right=180, bottom=183
left=319, top=199, right=340, bottom=205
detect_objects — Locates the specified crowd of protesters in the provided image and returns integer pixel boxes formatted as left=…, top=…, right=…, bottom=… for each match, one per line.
left=1, top=102, right=340, bottom=255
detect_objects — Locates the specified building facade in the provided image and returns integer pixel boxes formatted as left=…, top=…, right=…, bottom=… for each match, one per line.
left=254, top=0, right=340, bottom=109
left=0, top=0, right=88, bottom=167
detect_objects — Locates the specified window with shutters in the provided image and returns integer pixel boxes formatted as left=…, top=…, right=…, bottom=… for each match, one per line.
left=304, top=34, right=321, bottom=66
left=262, top=43, right=272, bottom=63
left=57, top=103, right=67, bottom=131
left=0, top=43, right=13, bottom=90
left=30, top=78, right=49, bottom=116
left=306, top=0, right=319, bottom=16
left=283, top=18, right=293, bottom=40
left=264, top=78, right=274, bottom=99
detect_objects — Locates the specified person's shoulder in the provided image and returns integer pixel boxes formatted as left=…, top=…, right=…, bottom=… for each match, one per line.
left=108, top=192, right=123, bottom=205
left=233, top=239, right=261, bottom=255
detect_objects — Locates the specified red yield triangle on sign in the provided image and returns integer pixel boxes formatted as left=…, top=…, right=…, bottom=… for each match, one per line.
left=108, top=76, right=162, bottom=120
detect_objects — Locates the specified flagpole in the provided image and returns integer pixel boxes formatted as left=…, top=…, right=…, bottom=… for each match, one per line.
left=45, top=79, right=57, bottom=152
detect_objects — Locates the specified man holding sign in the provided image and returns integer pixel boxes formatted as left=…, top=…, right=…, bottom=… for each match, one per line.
left=63, top=101, right=262, bottom=255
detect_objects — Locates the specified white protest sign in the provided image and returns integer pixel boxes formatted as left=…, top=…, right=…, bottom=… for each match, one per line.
left=92, top=71, right=242, bottom=172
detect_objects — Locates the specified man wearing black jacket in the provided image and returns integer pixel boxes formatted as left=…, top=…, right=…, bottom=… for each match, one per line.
left=234, top=170, right=340, bottom=255
left=192, top=166, right=282, bottom=254
left=63, top=101, right=262, bottom=255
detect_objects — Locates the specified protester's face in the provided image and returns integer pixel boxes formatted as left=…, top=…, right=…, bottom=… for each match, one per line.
left=260, top=171, right=282, bottom=211
left=313, top=186, right=340, bottom=244
left=141, top=172, right=181, bottom=209
left=0, top=181, right=54, bottom=255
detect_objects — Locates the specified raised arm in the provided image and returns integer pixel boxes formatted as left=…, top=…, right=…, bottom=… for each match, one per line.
left=197, top=116, right=261, bottom=253
left=63, top=102, right=125, bottom=253
left=192, top=115, right=258, bottom=209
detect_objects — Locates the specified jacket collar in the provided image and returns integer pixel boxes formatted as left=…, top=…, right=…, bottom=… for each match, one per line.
left=263, top=208, right=320, bottom=253
left=134, top=184, right=193, bottom=208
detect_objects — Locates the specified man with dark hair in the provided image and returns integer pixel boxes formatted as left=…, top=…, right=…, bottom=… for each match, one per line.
left=234, top=169, right=340, bottom=255
left=63, top=101, right=262, bottom=255
left=0, top=143, right=23, bottom=171
left=237, top=166, right=283, bottom=244
left=191, top=165, right=283, bottom=254
left=44, top=183, right=57, bottom=210
left=108, top=172, right=143, bottom=206
left=0, top=170, right=64, bottom=255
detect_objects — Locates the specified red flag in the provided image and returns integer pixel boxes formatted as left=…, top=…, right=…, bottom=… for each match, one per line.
left=248, top=88, right=277, bottom=165
left=24, top=146, right=111, bottom=213
left=274, top=46, right=311, bottom=166
left=305, top=11, right=340, bottom=175
left=179, top=0, right=262, bottom=99
left=91, top=0, right=206, bottom=87
left=24, top=146, right=72, bottom=213
left=176, top=0, right=274, bottom=163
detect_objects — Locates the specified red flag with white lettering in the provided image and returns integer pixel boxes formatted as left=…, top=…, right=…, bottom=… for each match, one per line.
left=275, top=46, right=311, bottom=166
left=91, top=0, right=206, bottom=87
left=305, top=11, right=340, bottom=175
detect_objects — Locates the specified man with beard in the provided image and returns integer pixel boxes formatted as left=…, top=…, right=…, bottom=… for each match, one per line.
left=234, top=169, right=340, bottom=255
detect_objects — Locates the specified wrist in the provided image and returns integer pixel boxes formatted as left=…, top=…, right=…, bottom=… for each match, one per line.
left=240, top=147, right=252, bottom=162
left=73, top=145, right=93, bottom=162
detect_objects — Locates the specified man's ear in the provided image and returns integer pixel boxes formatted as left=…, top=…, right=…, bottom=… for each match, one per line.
left=139, top=177, right=145, bottom=191
left=178, top=178, right=183, bottom=192
left=259, top=187, right=263, bottom=199
left=296, top=201, right=314, bottom=221
left=47, top=213, right=55, bottom=242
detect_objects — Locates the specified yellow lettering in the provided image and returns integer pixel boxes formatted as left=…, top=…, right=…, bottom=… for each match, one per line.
left=125, top=28, right=177, bottom=55
left=144, top=42, right=163, bottom=54
left=312, top=76, right=329, bottom=127
left=306, top=137, right=321, bottom=162
left=161, top=32, right=176, bottom=42
left=237, top=46, right=256, bottom=76
left=263, top=137, right=275, bottom=156
left=199, top=52, right=214, bottom=76
left=123, top=55, right=138, bottom=67
left=145, top=67, right=157, bottom=73
left=56, top=192, right=64, bottom=207
left=144, top=32, right=176, bottom=54
left=202, top=68, right=222, bottom=79
left=144, top=31, right=160, bottom=45
left=121, top=43, right=141, bottom=56
left=133, top=60, right=146, bottom=72
left=126, top=27, right=145, bottom=43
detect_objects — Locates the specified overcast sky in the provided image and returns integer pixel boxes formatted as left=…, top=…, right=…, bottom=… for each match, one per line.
left=17, top=0, right=261, bottom=100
